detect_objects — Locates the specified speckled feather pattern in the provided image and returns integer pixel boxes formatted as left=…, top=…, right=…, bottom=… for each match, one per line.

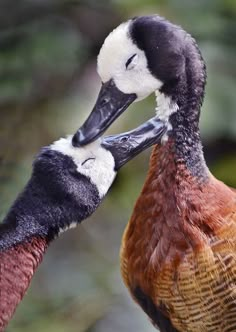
left=120, top=141, right=236, bottom=332
left=0, top=237, right=47, bottom=331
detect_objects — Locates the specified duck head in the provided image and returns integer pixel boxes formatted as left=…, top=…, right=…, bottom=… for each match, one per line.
left=50, top=116, right=166, bottom=203
left=73, top=15, right=206, bottom=146
left=0, top=116, right=165, bottom=248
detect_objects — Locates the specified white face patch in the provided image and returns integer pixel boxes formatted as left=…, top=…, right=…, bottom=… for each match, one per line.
left=97, top=20, right=179, bottom=143
left=155, top=92, right=179, bottom=143
left=155, top=92, right=179, bottom=122
left=51, top=136, right=116, bottom=198
left=97, top=21, right=163, bottom=100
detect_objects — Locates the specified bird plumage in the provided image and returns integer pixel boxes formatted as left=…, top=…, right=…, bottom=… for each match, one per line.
left=0, top=237, right=47, bottom=330
left=0, top=119, right=166, bottom=330
left=0, top=138, right=110, bottom=330
left=121, top=141, right=236, bottom=332
left=76, top=14, right=236, bottom=332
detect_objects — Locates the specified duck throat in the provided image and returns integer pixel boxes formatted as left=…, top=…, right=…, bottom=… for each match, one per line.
left=172, top=111, right=209, bottom=181
left=155, top=94, right=208, bottom=180
left=156, top=49, right=208, bottom=180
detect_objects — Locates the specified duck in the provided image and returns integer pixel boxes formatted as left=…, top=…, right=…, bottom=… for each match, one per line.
left=0, top=117, right=166, bottom=332
left=73, top=15, right=236, bottom=332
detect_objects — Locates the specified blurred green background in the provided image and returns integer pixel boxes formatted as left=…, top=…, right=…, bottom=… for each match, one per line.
left=0, top=0, right=235, bottom=331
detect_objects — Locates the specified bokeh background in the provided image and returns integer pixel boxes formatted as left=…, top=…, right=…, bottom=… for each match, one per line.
left=0, top=0, right=235, bottom=331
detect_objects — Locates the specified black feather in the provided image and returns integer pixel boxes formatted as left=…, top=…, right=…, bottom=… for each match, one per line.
left=133, top=286, right=180, bottom=332
left=0, top=148, right=101, bottom=250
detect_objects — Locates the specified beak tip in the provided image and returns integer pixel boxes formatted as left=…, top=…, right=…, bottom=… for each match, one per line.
left=72, top=129, right=99, bottom=147
left=72, top=131, right=83, bottom=147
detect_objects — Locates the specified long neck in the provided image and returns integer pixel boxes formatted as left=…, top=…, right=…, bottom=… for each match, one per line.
left=0, top=177, right=54, bottom=330
left=0, top=177, right=56, bottom=251
left=144, top=141, right=212, bottom=245
left=160, top=38, right=208, bottom=179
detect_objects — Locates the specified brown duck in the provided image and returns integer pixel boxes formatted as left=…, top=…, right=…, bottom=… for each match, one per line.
left=74, top=15, right=236, bottom=332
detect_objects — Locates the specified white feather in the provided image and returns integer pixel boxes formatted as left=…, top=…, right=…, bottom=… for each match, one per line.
left=97, top=20, right=179, bottom=143
left=97, top=21, right=163, bottom=100
left=51, top=137, right=116, bottom=198
left=155, top=92, right=179, bottom=142
left=58, top=221, right=77, bottom=235
left=155, top=92, right=179, bottom=122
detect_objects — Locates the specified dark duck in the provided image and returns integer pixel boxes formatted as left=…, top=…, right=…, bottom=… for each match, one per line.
left=74, top=15, right=236, bottom=332
left=0, top=118, right=166, bottom=331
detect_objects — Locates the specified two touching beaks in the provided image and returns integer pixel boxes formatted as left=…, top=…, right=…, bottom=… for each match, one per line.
left=71, top=79, right=168, bottom=169
left=71, top=16, right=177, bottom=167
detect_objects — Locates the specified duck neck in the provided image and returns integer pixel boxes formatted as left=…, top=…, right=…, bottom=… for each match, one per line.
left=169, top=111, right=209, bottom=181
left=0, top=236, right=47, bottom=331
left=157, top=43, right=209, bottom=180
left=0, top=176, right=59, bottom=252
left=0, top=177, right=55, bottom=330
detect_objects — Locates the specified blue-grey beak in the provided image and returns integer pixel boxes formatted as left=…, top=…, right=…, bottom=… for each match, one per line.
left=72, top=79, right=136, bottom=147
left=101, top=117, right=167, bottom=170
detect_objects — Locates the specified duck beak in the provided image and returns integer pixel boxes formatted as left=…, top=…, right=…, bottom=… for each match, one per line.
left=72, top=79, right=136, bottom=147
left=101, top=117, right=167, bottom=170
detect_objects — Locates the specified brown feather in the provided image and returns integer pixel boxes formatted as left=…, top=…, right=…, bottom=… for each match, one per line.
left=120, top=141, right=236, bottom=332
left=0, top=237, right=47, bottom=331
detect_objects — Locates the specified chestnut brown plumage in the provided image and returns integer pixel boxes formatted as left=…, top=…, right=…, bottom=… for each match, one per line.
left=76, top=15, right=236, bottom=332
left=0, top=237, right=47, bottom=330
left=120, top=140, right=236, bottom=332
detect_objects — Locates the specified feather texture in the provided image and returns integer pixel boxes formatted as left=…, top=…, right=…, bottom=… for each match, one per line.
left=0, top=237, right=47, bottom=331
left=120, top=142, right=236, bottom=332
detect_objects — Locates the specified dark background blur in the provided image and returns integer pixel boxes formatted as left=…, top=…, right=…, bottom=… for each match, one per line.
left=0, top=0, right=235, bottom=331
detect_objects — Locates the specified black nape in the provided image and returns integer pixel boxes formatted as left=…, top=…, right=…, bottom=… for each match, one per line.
left=130, top=15, right=206, bottom=111
left=0, top=149, right=101, bottom=251
left=130, top=16, right=186, bottom=88
left=130, top=15, right=208, bottom=180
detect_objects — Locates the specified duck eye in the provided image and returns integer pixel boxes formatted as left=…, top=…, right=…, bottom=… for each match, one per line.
left=81, top=157, right=95, bottom=167
left=125, top=54, right=137, bottom=70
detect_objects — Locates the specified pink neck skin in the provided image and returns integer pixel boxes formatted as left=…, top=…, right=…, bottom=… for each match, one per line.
left=0, top=237, right=48, bottom=331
